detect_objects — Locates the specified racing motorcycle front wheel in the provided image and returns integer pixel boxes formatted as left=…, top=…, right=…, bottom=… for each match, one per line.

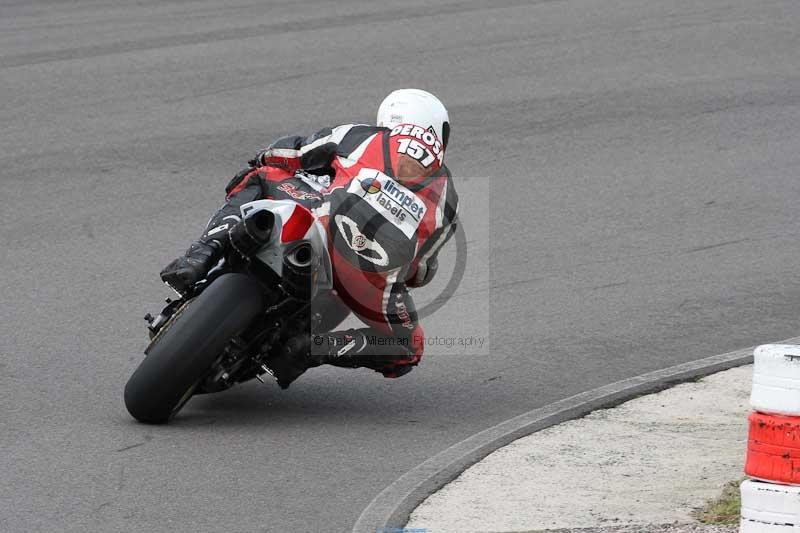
left=124, top=273, right=263, bottom=424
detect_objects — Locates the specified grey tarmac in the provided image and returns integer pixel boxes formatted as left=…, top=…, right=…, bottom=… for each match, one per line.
left=1, top=1, right=799, bottom=532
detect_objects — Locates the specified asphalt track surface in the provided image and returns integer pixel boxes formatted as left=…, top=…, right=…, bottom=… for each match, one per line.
left=1, top=1, right=799, bottom=532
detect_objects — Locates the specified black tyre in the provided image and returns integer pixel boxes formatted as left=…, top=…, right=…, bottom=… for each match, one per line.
left=124, top=273, right=263, bottom=424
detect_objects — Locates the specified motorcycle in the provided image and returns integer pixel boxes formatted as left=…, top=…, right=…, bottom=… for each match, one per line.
left=124, top=199, right=333, bottom=424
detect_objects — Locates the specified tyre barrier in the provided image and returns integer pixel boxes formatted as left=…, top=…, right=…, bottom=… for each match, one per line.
left=752, top=345, right=800, bottom=416
left=740, top=479, right=800, bottom=532
left=746, top=412, right=800, bottom=485
left=741, top=345, right=800, bottom=531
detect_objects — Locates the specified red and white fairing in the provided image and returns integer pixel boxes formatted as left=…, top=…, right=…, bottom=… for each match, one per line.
left=239, top=199, right=333, bottom=291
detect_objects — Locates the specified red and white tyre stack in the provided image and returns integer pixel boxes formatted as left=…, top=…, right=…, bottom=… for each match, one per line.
left=742, top=344, right=800, bottom=532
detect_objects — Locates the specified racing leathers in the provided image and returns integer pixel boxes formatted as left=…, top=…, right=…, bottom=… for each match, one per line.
left=162, top=123, right=459, bottom=386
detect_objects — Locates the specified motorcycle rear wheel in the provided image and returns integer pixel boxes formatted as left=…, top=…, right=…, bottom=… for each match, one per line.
left=124, top=273, right=263, bottom=424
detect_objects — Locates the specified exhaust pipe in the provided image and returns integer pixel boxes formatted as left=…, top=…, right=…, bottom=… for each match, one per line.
left=228, top=210, right=274, bottom=256
left=282, top=242, right=319, bottom=300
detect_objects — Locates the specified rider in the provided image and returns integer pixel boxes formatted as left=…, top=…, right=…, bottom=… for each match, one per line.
left=160, top=89, right=459, bottom=387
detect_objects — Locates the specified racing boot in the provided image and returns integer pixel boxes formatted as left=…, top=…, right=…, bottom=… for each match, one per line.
left=160, top=169, right=263, bottom=294
left=267, top=328, right=417, bottom=389
left=160, top=239, right=225, bottom=294
left=316, top=329, right=417, bottom=377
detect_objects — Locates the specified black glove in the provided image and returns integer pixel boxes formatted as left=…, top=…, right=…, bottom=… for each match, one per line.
left=408, top=256, right=439, bottom=288
left=248, top=148, right=273, bottom=168
left=247, top=155, right=263, bottom=168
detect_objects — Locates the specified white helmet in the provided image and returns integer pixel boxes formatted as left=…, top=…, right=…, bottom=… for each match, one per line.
left=377, top=89, right=450, bottom=149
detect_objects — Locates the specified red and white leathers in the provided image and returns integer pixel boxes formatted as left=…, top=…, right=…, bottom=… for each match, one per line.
left=225, top=123, right=459, bottom=376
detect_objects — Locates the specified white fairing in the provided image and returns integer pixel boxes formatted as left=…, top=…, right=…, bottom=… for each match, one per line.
left=239, top=199, right=333, bottom=292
